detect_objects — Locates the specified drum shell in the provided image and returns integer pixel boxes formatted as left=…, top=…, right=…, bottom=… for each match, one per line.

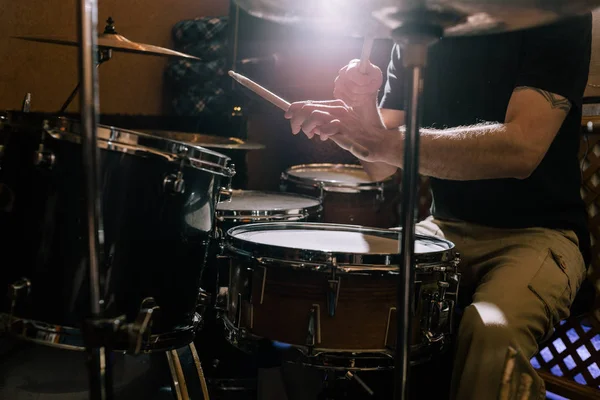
left=0, top=121, right=229, bottom=344
left=225, top=257, right=448, bottom=353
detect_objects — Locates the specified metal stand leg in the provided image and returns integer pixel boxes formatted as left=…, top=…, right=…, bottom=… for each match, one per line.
left=166, top=350, right=190, bottom=400
left=188, top=342, right=211, bottom=400
left=76, top=0, right=111, bottom=399
left=392, top=29, right=440, bottom=400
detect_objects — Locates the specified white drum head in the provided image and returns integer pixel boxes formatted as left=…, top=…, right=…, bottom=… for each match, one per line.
left=217, top=190, right=321, bottom=212
left=233, top=228, right=447, bottom=254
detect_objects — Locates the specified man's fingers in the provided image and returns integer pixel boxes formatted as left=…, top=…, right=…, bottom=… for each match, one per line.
left=301, top=110, right=333, bottom=136
left=284, top=101, right=305, bottom=119
left=287, top=102, right=342, bottom=134
left=285, top=100, right=345, bottom=118
left=319, top=119, right=342, bottom=137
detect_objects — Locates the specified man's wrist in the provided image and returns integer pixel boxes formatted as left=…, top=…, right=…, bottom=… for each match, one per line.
left=365, top=125, right=404, bottom=166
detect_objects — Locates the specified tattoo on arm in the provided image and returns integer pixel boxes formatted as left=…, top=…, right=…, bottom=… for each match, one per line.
left=514, top=86, right=572, bottom=113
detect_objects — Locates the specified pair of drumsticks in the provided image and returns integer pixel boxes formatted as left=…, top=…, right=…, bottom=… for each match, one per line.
left=229, top=38, right=374, bottom=158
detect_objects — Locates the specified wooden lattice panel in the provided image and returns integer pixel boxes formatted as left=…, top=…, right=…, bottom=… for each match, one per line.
left=530, top=316, right=600, bottom=394
left=579, top=132, right=600, bottom=273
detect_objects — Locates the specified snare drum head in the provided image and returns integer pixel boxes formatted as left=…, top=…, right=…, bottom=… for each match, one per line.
left=217, top=191, right=320, bottom=213
left=285, top=164, right=383, bottom=185
left=226, top=222, right=455, bottom=266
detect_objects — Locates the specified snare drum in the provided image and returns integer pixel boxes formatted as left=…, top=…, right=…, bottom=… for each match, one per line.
left=221, top=222, right=460, bottom=370
left=280, top=164, right=399, bottom=228
left=0, top=112, right=234, bottom=352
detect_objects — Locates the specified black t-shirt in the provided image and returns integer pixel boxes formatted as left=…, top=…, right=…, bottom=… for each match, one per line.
left=380, top=14, right=593, bottom=265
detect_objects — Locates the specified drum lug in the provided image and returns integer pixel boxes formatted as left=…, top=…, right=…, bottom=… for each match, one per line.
left=278, top=176, right=288, bottom=192
left=196, top=288, right=211, bottom=325
left=424, top=281, right=453, bottom=344
left=7, top=277, right=31, bottom=316
left=122, top=297, right=160, bottom=354
left=163, top=171, right=185, bottom=194
left=327, top=278, right=340, bottom=317
left=214, top=255, right=232, bottom=311
left=235, top=292, right=243, bottom=329
left=384, top=307, right=397, bottom=348
left=34, top=144, right=55, bottom=169
left=375, top=184, right=385, bottom=203
left=218, top=164, right=234, bottom=203
left=256, top=265, right=267, bottom=305
left=218, top=187, right=233, bottom=203
left=306, top=304, right=321, bottom=347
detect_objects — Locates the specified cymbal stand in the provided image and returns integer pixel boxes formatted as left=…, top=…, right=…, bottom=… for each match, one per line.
left=59, top=48, right=111, bottom=113
left=391, top=21, right=441, bottom=400
left=60, top=18, right=116, bottom=113
left=77, top=0, right=112, bottom=399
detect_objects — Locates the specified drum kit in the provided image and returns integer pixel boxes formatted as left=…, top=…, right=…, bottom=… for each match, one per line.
left=1, top=0, right=600, bottom=400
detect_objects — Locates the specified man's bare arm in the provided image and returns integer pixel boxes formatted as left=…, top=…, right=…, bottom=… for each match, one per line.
left=410, top=86, right=571, bottom=180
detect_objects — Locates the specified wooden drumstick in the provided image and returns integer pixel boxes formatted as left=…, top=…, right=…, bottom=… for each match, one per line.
left=358, top=36, right=374, bottom=74
left=228, top=70, right=370, bottom=158
left=228, top=70, right=289, bottom=111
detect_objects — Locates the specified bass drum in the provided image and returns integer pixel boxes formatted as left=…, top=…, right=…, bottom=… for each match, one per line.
left=0, top=112, right=234, bottom=353
left=197, top=190, right=322, bottom=399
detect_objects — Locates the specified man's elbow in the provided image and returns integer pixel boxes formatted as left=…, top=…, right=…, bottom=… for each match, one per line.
left=512, top=147, right=546, bottom=180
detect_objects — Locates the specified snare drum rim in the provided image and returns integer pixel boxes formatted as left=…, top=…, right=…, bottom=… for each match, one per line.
left=216, top=190, right=323, bottom=221
left=224, top=222, right=457, bottom=270
left=1, top=114, right=234, bottom=177
left=281, top=163, right=393, bottom=192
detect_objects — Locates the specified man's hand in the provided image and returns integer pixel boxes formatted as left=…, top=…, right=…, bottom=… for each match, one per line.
left=333, top=59, right=383, bottom=107
left=284, top=99, right=400, bottom=163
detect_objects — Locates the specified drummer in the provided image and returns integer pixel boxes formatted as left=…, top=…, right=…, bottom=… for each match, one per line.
left=284, top=13, right=593, bottom=400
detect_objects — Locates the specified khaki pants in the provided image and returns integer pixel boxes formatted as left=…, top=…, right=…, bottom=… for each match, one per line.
left=259, top=217, right=587, bottom=400
left=419, top=217, right=587, bottom=400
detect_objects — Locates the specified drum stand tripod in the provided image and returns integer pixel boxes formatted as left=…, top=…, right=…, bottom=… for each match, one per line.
left=166, top=342, right=212, bottom=400
left=317, top=370, right=376, bottom=399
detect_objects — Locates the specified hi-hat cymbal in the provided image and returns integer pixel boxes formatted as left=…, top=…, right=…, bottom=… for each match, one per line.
left=233, top=0, right=600, bottom=38
left=14, top=31, right=199, bottom=60
left=139, top=130, right=266, bottom=150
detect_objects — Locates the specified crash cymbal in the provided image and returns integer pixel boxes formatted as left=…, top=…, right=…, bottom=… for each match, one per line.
left=233, top=0, right=600, bottom=38
left=140, top=130, right=266, bottom=150
left=13, top=17, right=199, bottom=60
left=13, top=33, right=200, bottom=60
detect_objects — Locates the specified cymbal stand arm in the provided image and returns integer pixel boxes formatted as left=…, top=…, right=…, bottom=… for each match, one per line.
left=59, top=48, right=111, bottom=113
